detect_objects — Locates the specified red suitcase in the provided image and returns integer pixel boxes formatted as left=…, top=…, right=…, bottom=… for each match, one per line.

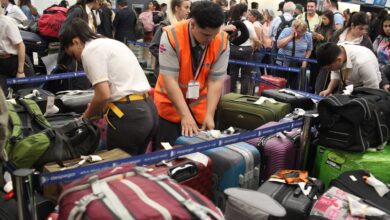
left=146, top=154, right=213, bottom=199
left=258, top=75, right=287, bottom=96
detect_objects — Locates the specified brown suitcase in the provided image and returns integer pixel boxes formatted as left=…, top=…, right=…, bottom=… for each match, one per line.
left=42, top=148, right=130, bottom=201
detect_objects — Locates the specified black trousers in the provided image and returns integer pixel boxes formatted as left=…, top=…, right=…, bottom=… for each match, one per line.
left=229, top=45, right=253, bottom=94
left=0, top=55, right=18, bottom=93
left=106, top=97, right=159, bottom=156
left=154, top=117, right=182, bottom=151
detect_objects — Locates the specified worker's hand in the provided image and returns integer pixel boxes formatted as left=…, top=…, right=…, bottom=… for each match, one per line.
left=319, top=89, right=332, bottom=97
left=201, top=114, right=215, bottom=131
left=181, top=114, right=200, bottom=137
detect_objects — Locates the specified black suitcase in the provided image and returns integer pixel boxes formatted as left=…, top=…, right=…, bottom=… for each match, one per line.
left=331, top=170, right=390, bottom=214
left=56, top=90, right=94, bottom=113
left=20, top=30, right=47, bottom=57
left=16, top=88, right=63, bottom=113
left=262, top=89, right=315, bottom=111
left=257, top=178, right=324, bottom=220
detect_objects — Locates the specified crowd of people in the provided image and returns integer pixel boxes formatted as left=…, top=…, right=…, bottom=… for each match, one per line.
left=1, top=0, right=390, bottom=155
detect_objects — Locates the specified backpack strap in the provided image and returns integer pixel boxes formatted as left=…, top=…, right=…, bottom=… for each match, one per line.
left=18, top=99, right=52, bottom=130
left=305, top=13, right=310, bottom=32
left=5, top=102, right=22, bottom=144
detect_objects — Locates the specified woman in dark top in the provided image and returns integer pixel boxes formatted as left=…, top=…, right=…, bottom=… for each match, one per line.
left=331, top=11, right=373, bottom=51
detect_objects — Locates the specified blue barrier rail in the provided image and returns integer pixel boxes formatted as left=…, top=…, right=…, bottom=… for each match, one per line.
left=6, top=72, right=86, bottom=86
left=40, top=119, right=303, bottom=185
left=127, top=40, right=318, bottom=64
left=230, top=59, right=301, bottom=73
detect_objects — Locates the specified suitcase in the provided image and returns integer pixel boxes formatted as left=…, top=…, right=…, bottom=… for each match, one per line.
left=42, top=148, right=130, bottom=201
left=258, top=176, right=324, bottom=220
left=56, top=90, right=94, bottom=113
left=312, top=145, right=390, bottom=189
left=331, top=170, right=390, bottom=214
left=217, top=93, right=291, bottom=130
left=258, top=75, right=287, bottom=96
left=20, top=30, right=47, bottom=57
left=262, top=89, right=315, bottom=111
left=246, top=122, right=301, bottom=182
left=146, top=153, right=213, bottom=198
left=16, top=88, right=63, bottom=114
left=58, top=163, right=224, bottom=220
left=175, top=134, right=261, bottom=210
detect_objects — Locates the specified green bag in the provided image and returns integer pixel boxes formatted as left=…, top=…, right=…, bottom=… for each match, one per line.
left=217, top=93, right=291, bottom=130
left=5, top=99, right=53, bottom=168
left=313, top=145, right=390, bottom=189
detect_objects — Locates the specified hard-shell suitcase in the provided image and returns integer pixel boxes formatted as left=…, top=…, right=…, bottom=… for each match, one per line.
left=258, top=177, right=324, bottom=220
left=146, top=154, right=213, bottom=198
left=246, top=122, right=301, bottom=181
left=258, top=75, right=287, bottom=96
left=217, top=93, right=291, bottom=130
left=175, top=134, right=261, bottom=210
left=312, top=145, right=390, bottom=188
left=331, top=170, right=390, bottom=214
left=20, top=30, right=47, bottom=57
left=262, top=89, right=315, bottom=111
left=56, top=90, right=94, bottom=113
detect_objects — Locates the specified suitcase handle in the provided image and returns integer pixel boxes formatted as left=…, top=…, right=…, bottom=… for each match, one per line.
left=168, top=162, right=199, bottom=182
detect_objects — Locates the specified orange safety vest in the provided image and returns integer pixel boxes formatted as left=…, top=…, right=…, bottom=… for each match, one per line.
left=154, top=20, right=228, bottom=124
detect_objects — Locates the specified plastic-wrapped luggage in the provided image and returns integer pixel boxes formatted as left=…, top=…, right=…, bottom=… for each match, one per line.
left=176, top=134, right=260, bottom=210
left=216, top=93, right=291, bottom=130
left=258, top=75, right=287, bottom=96
left=56, top=90, right=94, bottom=113
left=58, top=163, right=224, bottom=220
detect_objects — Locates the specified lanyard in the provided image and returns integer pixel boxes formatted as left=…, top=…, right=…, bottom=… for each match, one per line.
left=192, top=46, right=208, bottom=81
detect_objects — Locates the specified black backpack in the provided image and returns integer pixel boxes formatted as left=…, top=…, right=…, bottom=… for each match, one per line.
left=275, top=15, right=294, bottom=40
left=317, top=88, right=390, bottom=152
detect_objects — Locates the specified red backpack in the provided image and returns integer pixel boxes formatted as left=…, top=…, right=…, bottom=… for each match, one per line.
left=38, top=6, right=68, bottom=38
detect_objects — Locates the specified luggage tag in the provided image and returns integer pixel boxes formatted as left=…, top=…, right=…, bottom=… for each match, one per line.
left=186, top=80, right=200, bottom=99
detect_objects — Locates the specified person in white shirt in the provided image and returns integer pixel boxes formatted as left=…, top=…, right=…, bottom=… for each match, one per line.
left=1, top=0, right=27, bottom=25
left=268, top=1, right=295, bottom=41
left=0, top=6, right=26, bottom=93
left=316, top=42, right=381, bottom=96
left=60, top=18, right=158, bottom=155
left=228, top=3, right=257, bottom=94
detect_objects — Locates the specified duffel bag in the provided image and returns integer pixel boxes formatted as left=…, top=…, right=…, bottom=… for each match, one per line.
left=58, top=163, right=224, bottom=220
left=317, top=87, right=390, bottom=152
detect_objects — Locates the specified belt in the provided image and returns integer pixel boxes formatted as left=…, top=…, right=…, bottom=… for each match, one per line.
left=0, top=54, right=12, bottom=59
left=105, top=93, right=149, bottom=128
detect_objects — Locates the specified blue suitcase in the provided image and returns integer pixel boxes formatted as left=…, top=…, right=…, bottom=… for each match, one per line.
left=175, top=134, right=260, bottom=210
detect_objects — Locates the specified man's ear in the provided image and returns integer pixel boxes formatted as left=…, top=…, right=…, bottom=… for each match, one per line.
left=190, top=19, right=196, bottom=29
left=71, top=37, right=81, bottom=47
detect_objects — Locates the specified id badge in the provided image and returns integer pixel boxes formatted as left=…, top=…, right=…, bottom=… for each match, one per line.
left=186, top=80, right=200, bottom=99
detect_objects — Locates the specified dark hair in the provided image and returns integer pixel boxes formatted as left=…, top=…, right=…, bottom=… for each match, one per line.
left=161, top=3, right=167, bottom=8
left=152, top=1, right=160, bottom=11
left=215, top=0, right=228, bottom=8
left=230, top=3, right=247, bottom=21
left=189, top=1, right=224, bottom=29
left=60, top=18, right=100, bottom=50
left=346, top=11, right=369, bottom=28
left=307, top=0, right=316, bottom=5
left=379, top=14, right=390, bottom=37
left=9, top=0, right=16, bottom=4
left=249, top=9, right=262, bottom=21
left=316, top=42, right=342, bottom=67
left=58, top=0, right=69, bottom=8
left=322, top=9, right=334, bottom=28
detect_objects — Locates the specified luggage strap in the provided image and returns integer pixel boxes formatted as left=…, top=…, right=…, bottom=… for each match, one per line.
left=139, top=172, right=224, bottom=220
